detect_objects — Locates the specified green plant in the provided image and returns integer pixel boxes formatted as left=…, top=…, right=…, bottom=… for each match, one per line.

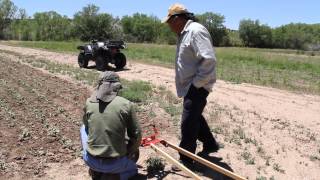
left=0, top=160, right=6, bottom=170
left=233, top=126, right=246, bottom=139
left=60, top=137, right=74, bottom=150
left=256, top=176, right=267, bottom=180
left=19, top=128, right=31, bottom=141
left=265, top=158, right=270, bottom=166
left=241, top=151, right=255, bottom=165
left=257, top=146, right=265, bottom=154
left=211, top=126, right=223, bottom=134
left=273, top=163, right=285, bottom=173
left=119, top=80, right=152, bottom=103
left=145, top=156, right=166, bottom=173
left=47, top=126, right=60, bottom=137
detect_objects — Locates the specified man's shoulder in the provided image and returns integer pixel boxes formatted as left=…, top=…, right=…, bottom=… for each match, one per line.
left=189, top=22, right=205, bottom=29
left=113, top=96, right=132, bottom=105
left=188, top=22, right=208, bottom=34
left=111, top=96, right=135, bottom=113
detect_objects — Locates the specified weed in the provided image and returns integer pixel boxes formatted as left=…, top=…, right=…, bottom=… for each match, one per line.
left=58, top=107, right=65, bottom=113
left=47, top=126, right=60, bottom=137
left=257, top=146, right=265, bottom=154
left=8, top=110, right=15, bottom=119
left=309, top=133, right=316, bottom=141
left=0, top=160, right=6, bottom=170
left=19, top=128, right=31, bottom=141
left=153, top=85, right=182, bottom=125
left=273, top=163, right=285, bottom=173
left=211, top=126, right=223, bottom=134
left=119, top=80, right=152, bottom=103
left=164, top=104, right=180, bottom=117
left=256, top=176, right=267, bottom=180
left=229, top=135, right=242, bottom=146
left=233, top=126, right=246, bottom=139
left=241, top=151, right=255, bottom=165
left=246, top=158, right=255, bottom=165
left=244, top=137, right=251, bottom=144
left=265, top=158, right=270, bottom=166
left=60, top=137, right=74, bottom=150
left=145, top=156, right=166, bottom=173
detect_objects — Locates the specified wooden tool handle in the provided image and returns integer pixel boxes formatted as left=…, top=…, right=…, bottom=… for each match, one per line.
left=150, top=143, right=202, bottom=180
left=162, top=141, right=246, bottom=180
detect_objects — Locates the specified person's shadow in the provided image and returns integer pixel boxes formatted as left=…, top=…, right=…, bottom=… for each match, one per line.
left=131, top=154, right=236, bottom=180
left=129, top=170, right=191, bottom=180
left=195, top=152, right=235, bottom=180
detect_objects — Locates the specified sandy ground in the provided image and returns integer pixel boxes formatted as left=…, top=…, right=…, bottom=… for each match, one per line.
left=0, top=43, right=319, bottom=180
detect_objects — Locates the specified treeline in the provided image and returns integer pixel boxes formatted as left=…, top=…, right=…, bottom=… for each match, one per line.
left=1, top=0, right=320, bottom=50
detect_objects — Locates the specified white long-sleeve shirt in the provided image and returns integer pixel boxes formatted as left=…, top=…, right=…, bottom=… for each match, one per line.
left=175, top=20, right=217, bottom=97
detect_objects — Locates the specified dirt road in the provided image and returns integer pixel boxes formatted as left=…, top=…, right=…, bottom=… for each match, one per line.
left=0, top=43, right=319, bottom=179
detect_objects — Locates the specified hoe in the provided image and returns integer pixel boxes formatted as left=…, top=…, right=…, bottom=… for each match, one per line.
left=141, top=125, right=246, bottom=180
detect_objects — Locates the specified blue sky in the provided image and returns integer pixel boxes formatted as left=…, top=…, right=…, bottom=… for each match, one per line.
left=11, top=0, right=319, bottom=30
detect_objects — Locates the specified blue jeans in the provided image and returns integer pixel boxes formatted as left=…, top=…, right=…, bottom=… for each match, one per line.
left=80, top=125, right=137, bottom=180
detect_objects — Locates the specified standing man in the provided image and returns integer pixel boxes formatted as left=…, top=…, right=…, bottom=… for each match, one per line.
left=163, top=3, right=219, bottom=169
left=80, top=71, right=141, bottom=180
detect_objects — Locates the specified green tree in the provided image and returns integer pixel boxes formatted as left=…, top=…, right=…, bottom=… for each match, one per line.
left=9, top=15, right=35, bottom=40
left=0, top=0, right=17, bottom=39
left=197, top=12, right=228, bottom=46
left=157, top=23, right=176, bottom=44
left=272, top=23, right=315, bottom=50
left=121, top=13, right=160, bottom=43
left=33, top=11, right=72, bottom=41
left=226, top=30, right=243, bottom=47
left=73, top=4, right=120, bottom=41
left=239, top=19, right=272, bottom=48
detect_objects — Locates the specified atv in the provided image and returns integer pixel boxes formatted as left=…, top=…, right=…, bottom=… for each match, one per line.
left=77, top=40, right=127, bottom=71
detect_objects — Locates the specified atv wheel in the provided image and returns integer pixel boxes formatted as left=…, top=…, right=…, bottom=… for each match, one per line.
left=95, top=56, right=107, bottom=71
left=114, top=53, right=126, bottom=69
left=78, top=53, right=89, bottom=68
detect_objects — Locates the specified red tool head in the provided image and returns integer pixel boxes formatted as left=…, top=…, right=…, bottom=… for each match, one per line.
left=140, top=125, right=161, bottom=147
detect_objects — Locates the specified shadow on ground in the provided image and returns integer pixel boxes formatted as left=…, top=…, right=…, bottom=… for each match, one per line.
left=130, top=170, right=191, bottom=180
left=130, top=153, right=235, bottom=180
left=86, top=65, right=130, bottom=72
left=196, top=152, right=235, bottom=180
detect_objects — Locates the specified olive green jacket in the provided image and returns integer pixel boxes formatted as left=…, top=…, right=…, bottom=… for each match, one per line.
left=83, top=96, right=141, bottom=158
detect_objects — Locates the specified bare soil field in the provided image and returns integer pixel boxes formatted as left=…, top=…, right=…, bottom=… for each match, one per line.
left=0, top=44, right=320, bottom=180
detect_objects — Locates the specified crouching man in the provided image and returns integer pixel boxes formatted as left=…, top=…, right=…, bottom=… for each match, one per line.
left=80, top=71, right=142, bottom=180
